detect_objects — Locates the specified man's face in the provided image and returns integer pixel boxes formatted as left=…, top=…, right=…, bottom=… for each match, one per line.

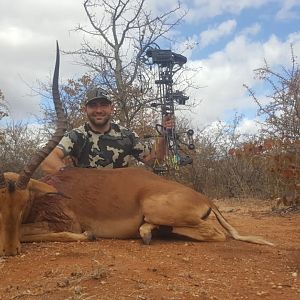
left=84, top=100, right=114, bottom=128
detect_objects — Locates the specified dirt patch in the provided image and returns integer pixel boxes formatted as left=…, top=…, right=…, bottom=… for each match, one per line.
left=0, top=199, right=299, bottom=300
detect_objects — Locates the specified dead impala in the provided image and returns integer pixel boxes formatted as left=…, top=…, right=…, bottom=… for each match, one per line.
left=0, top=42, right=66, bottom=255
left=0, top=45, right=273, bottom=257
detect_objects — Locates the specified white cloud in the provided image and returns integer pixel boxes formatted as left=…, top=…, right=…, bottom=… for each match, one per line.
left=0, top=27, right=35, bottom=47
left=185, top=31, right=300, bottom=128
left=262, top=32, right=300, bottom=66
left=240, top=23, right=261, bottom=37
left=276, top=0, right=300, bottom=20
left=199, top=20, right=237, bottom=48
left=1, top=0, right=300, bottom=137
left=263, top=35, right=288, bottom=65
left=236, top=118, right=261, bottom=135
left=0, top=0, right=185, bottom=121
left=0, top=0, right=87, bottom=121
left=185, top=0, right=273, bottom=22
left=184, top=0, right=300, bottom=23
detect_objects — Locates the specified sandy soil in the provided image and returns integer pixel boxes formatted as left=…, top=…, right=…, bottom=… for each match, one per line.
left=0, top=199, right=299, bottom=300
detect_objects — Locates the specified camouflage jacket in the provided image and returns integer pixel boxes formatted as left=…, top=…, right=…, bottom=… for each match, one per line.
left=57, top=123, right=150, bottom=168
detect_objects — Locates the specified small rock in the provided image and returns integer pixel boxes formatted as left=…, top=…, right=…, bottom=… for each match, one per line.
left=292, top=272, right=298, bottom=278
left=148, top=267, right=157, bottom=272
left=271, top=285, right=277, bottom=289
left=74, top=286, right=83, bottom=294
left=71, top=271, right=83, bottom=277
left=44, top=270, right=54, bottom=277
left=256, top=291, right=269, bottom=296
left=57, top=279, right=70, bottom=288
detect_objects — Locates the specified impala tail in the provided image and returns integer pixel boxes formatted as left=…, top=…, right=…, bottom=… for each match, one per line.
left=211, top=204, right=274, bottom=246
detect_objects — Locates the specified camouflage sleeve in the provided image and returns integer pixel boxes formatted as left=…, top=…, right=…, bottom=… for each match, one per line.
left=130, top=131, right=151, bottom=162
left=56, top=130, right=85, bottom=158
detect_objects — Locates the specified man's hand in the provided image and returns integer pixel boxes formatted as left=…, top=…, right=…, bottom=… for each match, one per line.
left=41, top=148, right=69, bottom=175
left=162, top=114, right=175, bottom=130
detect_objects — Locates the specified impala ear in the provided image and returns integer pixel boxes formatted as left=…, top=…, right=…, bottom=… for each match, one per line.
left=27, top=178, right=58, bottom=196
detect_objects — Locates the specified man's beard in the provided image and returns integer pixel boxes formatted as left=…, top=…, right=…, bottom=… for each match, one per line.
left=87, top=113, right=111, bottom=129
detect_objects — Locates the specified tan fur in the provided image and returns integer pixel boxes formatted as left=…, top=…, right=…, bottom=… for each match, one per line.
left=0, top=173, right=57, bottom=256
left=172, top=223, right=226, bottom=242
left=0, top=167, right=273, bottom=256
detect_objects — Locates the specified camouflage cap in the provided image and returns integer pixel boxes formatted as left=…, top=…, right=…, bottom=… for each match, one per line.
left=85, top=88, right=112, bottom=105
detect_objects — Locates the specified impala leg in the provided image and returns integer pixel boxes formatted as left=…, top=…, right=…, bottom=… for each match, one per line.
left=139, top=222, right=158, bottom=245
left=21, top=222, right=51, bottom=236
left=172, top=220, right=226, bottom=242
left=21, top=231, right=95, bottom=242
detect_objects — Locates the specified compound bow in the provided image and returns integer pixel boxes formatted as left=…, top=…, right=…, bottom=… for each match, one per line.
left=143, top=45, right=195, bottom=174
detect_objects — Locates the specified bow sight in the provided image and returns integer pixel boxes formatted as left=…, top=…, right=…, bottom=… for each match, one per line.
left=144, top=46, right=195, bottom=174
left=146, top=49, right=187, bottom=67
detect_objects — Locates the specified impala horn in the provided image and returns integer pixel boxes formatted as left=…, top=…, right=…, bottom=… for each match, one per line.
left=0, top=172, right=5, bottom=188
left=16, top=41, right=67, bottom=189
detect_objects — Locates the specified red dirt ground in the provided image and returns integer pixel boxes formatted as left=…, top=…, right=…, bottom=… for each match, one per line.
left=0, top=199, right=299, bottom=300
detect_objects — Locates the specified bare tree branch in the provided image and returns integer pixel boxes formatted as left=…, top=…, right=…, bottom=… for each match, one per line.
left=66, top=0, right=186, bottom=126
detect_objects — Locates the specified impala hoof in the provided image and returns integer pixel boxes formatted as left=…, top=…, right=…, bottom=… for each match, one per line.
left=84, top=231, right=96, bottom=241
left=142, top=232, right=152, bottom=245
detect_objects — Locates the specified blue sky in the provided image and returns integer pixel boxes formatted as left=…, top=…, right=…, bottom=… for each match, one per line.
left=0, top=0, right=300, bottom=134
left=184, top=1, right=299, bottom=58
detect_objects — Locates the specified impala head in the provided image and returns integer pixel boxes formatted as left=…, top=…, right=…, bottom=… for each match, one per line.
left=0, top=173, right=59, bottom=255
left=0, top=42, right=66, bottom=256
